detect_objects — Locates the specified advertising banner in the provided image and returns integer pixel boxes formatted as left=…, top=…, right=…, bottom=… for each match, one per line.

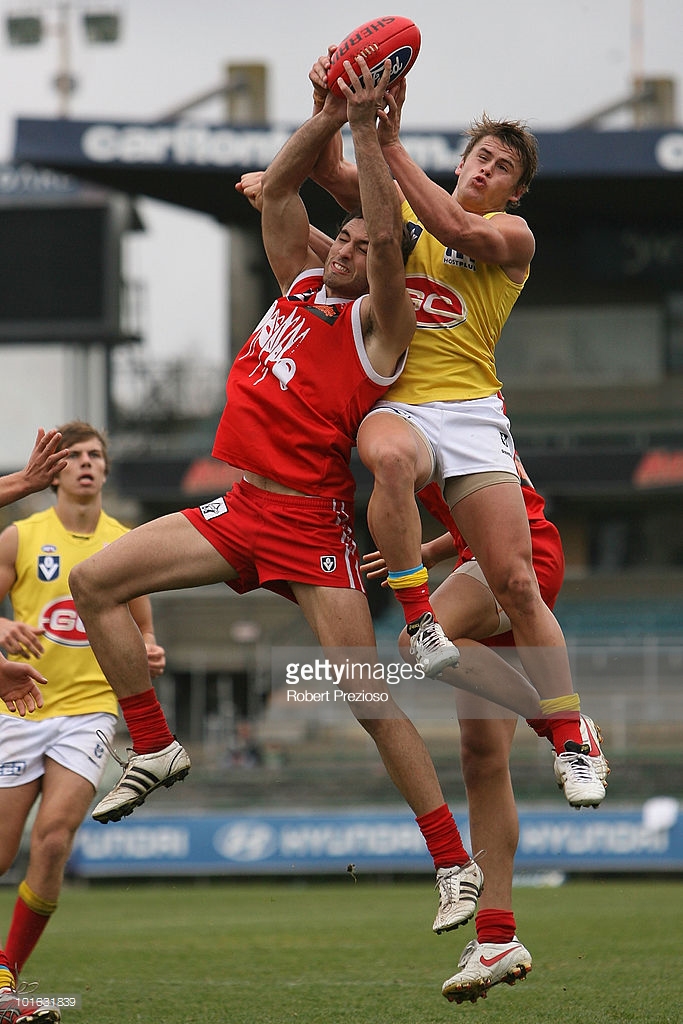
left=69, top=802, right=683, bottom=878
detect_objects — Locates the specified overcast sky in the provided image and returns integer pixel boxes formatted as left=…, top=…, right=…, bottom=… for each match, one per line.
left=0, top=0, right=681, bottom=371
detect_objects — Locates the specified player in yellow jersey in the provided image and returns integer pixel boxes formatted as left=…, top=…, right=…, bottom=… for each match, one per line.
left=303, top=54, right=608, bottom=1000
left=307, top=59, right=604, bottom=784
left=0, top=421, right=165, bottom=1023
left=0, top=429, right=69, bottom=720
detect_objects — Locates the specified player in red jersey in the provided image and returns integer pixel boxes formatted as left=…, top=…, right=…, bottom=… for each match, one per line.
left=71, top=59, right=531, bottom=933
left=364, top=453, right=608, bottom=1002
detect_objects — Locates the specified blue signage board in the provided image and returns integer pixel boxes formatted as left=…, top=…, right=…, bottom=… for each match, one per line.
left=68, top=805, right=683, bottom=878
left=13, top=118, right=683, bottom=179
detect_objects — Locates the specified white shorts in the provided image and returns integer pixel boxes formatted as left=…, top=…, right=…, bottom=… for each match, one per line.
left=0, top=712, right=117, bottom=790
left=454, top=559, right=511, bottom=636
left=370, top=394, right=518, bottom=490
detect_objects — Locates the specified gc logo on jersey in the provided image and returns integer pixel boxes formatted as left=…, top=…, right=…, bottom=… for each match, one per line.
left=37, top=554, right=60, bottom=582
left=406, top=274, right=468, bottom=330
left=39, top=597, right=89, bottom=647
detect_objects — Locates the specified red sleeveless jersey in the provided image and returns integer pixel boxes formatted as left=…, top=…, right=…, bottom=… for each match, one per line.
left=212, top=270, right=405, bottom=503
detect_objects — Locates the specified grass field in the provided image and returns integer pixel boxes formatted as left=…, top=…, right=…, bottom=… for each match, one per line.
left=1, top=876, right=680, bottom=1023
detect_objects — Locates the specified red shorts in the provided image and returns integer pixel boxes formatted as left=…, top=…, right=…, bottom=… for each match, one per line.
left=181, top=479, right=365, bottom=602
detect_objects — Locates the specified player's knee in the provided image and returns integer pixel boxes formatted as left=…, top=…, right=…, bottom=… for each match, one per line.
left=358, top=422, right=418, bottom=487
left=491, top=563, right=538, bottom=616
left=459, top=722, right=510, bottom=784
left=33, top=822, right=75, bottom=867
left=365, top=443, right=417, bottom=491
left=69, top=560, right=104, bottom=612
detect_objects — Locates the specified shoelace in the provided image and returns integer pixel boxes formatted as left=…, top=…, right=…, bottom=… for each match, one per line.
left=96, top=728, right=130, bottom=769
left=435, top=849, right=487, bottom=896
left=15, top=983, right=38, bottom=997
left=559, top=751, right=597, bottom=781
left=414, top=621, right=451, bottom=653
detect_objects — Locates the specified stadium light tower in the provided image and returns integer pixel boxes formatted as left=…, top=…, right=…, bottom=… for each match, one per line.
left=4, top=2, right=121, bottom=116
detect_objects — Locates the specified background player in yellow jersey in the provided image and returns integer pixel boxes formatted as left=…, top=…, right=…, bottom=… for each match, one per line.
left=0, top=429, right=69, bottom=720
left=0, top=421, right=165, bottom=1023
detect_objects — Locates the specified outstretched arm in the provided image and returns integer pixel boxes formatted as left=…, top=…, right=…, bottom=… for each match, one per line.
left=260, top=89, right=348, bottom=294
left=379, top=81, right=534, bottom=274
left=344, top=58, right=415, bottom=376
left=236, top=171, right=335, bottom=266
left=308, top=49, right=362, bottom=211
left=0, top=429, right=69, bottom=507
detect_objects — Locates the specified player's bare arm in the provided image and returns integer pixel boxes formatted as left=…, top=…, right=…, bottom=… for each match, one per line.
left=237, top=171, right=335, bottom=266
left=129, top=594, right=166, bottom=680
left=384, top=140, right=534, bottom=281
left=0, top=524, right=45, bottom=659
left=260, top=90, right=348, bottom=294
left=0, top=428, right=69, bottom=507
left=340, top=57, right=415, bottom=375
left=380, top=83, right=534, bottom=279
left=236, top=178, right=335, bottom=269
left=235, top=170, right=264, bottom=212
left=308, top=50, right=362, bottom=211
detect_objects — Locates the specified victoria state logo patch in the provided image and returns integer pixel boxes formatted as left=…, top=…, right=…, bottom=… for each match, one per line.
left=320, top=555, right=337, bottom=574
left=37, top=554, right=60, bottom=582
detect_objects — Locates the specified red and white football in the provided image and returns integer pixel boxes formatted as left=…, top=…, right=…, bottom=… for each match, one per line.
left=327, top=16, right=421, bottom=97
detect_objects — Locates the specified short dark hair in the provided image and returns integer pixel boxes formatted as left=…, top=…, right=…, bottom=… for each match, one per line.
left=338, top=210, right=414, bottom=266
left=51, top=420, right=110, bottom=490
left=461, top=113, right=539, bottom=208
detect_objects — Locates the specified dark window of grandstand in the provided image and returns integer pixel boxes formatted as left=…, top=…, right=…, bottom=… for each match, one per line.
left=0, top=206, right=106, bottom=324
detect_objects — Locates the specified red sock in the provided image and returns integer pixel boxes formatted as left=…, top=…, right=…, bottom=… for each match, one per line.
left=475, top=908, right=516, bottom=944
left=392, top=585, right=433, bottom=627
left=416, top=803, right=468, bottom=869
left=527, top=715, right=582, bottom=754
left=119, top=689, right=174, bottom=754
left=5, top=899, right=51, bottom=978
left=0, top=948, right=14, bottom=987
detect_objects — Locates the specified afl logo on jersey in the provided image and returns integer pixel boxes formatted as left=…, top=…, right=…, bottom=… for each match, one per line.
left=39, top=597, right=89, bottom=647
left=407, top=274, right=467, bottom=330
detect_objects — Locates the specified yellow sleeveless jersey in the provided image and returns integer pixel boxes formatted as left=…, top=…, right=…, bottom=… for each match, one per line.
left=1, top=506, right=128, bottom=720
left=386, top=201, right=528, bottom=404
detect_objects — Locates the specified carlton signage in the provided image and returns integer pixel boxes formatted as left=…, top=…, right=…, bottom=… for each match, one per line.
left=13, top=118, right=683, bottom=178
